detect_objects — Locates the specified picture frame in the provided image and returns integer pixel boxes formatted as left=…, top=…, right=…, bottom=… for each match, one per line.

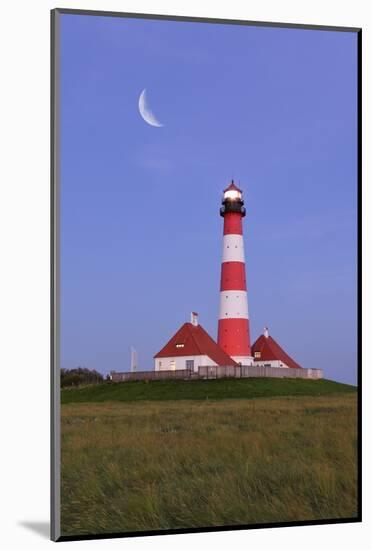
left=51, top=8, right=361, bottom=542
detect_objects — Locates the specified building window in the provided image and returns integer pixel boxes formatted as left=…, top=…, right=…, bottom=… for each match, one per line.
left=159, top=361, right=162, bottom=367
left=170, top=360, right=176, bottom=370
left=175, top=343, right=184, bottom=348
left=254, top=351, right=261, bottom=358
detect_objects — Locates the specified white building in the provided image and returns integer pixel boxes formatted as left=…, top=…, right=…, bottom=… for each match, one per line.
left=154, top=312, right=238, bottom=373
left=251, top=327, right=302, bottom=369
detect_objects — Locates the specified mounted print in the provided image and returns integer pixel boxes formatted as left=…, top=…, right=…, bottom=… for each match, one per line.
left=51, top=8, right=361, bottom=542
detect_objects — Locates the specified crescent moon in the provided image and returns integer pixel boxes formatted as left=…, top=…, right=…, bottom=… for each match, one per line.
left=138, top=89, right=163, bottom=128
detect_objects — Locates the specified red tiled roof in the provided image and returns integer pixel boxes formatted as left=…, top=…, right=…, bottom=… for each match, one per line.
left=251, top=334, right=302, bottom=369
left=223, top=180, right=242, bottom=193
left=154, top=322, right=238, bottom=366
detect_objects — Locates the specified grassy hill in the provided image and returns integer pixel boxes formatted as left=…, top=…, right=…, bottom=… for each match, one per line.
left=61, top=394, right=358, bottom=536
left=61, top=377, right=356, bottom=404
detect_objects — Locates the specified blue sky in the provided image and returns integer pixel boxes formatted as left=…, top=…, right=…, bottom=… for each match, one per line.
left=60, top=14, right=358, bottom=384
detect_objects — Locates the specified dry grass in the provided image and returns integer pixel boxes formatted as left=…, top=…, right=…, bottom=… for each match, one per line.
left=61, top=394, right=358, bottom=536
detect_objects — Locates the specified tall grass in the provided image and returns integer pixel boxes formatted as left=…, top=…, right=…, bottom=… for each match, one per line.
left=61, top=394, right=358, bottom=536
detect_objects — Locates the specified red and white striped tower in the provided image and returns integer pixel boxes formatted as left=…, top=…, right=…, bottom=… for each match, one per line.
left=217, top=181, right=253, bottom=365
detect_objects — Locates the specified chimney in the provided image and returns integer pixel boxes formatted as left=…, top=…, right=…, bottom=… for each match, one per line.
left=264, top=326, right=269, bottom=338
left=191, top=312, right=198, bottom=326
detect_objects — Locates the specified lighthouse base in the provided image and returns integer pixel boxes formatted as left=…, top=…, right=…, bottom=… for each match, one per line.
left=231, top=355, right=254, bottom=366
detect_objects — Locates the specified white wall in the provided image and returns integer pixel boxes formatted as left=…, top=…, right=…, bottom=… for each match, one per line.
left=155, top=355, right=217, bottom=372
left=253, top=360, right=290, bottom=369
left=232, top=355, right=254, bottom=366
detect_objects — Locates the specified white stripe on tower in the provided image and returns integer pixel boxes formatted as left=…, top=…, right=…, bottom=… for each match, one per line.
left=219, top=290, right=249, bottom=319
left=222, top=234, right=245, bottom=263
left=217, top=180, right=253, bottom=365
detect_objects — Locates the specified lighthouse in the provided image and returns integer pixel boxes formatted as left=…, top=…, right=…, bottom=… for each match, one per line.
left=217, top=181, right=253, bottom=365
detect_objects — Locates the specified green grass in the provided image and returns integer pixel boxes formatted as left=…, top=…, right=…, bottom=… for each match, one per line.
left=61, top=377, right=356, bottom=404
left=61, top=394, right=358, bottom=536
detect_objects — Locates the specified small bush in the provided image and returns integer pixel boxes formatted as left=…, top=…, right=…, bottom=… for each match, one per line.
left=61, top=367, right=104, bottom=388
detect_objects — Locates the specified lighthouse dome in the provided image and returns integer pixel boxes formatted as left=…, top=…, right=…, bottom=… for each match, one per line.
left=223, top=180, right=242, bottom=201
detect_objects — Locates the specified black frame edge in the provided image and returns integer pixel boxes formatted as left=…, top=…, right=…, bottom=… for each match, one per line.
left=56, top=516, right=361, bottom=542
left=356, top=27, right=362, bottom=523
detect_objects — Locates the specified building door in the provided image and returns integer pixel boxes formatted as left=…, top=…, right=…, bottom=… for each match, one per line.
left=169, top=360, right=176, bottom=371
left=186, top=360, right=194, bottom=372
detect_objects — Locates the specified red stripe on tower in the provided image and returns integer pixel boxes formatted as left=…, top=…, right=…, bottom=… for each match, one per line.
left=217, top=181, right=253, bottom=365
left=220, top=262, right=247, bottom=291
left=223, top=212, right=243, bottom=235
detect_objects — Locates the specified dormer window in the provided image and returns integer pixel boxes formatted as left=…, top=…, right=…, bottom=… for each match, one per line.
left=175, top=343, right=184, bottom=348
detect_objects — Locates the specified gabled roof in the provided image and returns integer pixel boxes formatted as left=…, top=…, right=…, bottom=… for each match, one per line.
left=251, top=334, right=302, bottom=369
left=154, top=322, right=238, bottom=366
left=223, top=180, right=242, bottom=193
